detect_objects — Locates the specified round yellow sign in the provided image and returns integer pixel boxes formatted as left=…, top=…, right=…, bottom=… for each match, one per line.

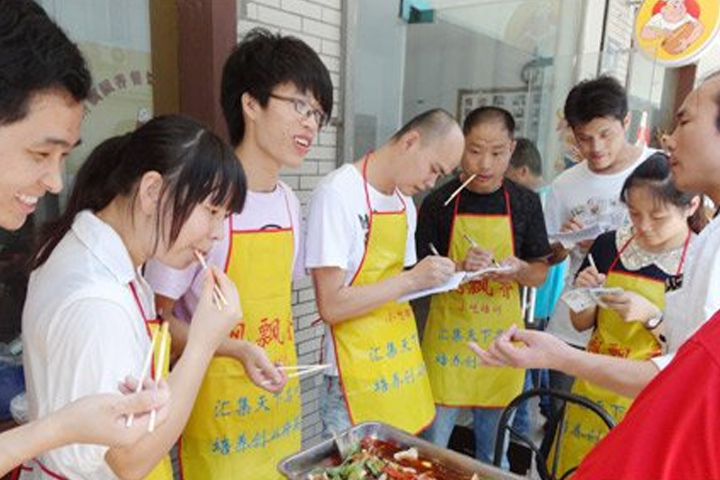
left=635, top=0, right=720, bottom=66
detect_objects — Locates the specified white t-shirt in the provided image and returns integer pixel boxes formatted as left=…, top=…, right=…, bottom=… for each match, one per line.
left=22, top=211, right=154, bottom=480
left=305, top=164, right=417, bottom=374
left=646, top=12, right=698, bottom=31
left=652, top=214, right=720, bottom=369
left=144, top=181, right=303, bottom=322
left=545, top=147, right=656, bottom=346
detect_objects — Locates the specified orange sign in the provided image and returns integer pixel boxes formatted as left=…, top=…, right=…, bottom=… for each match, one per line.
left=635, top=0, right=720, bottom=66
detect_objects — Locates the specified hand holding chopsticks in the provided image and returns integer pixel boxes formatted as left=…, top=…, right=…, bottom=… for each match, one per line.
left=194, top=250, right=228, bottom=310
left=261, top=364, right=330, bottom=385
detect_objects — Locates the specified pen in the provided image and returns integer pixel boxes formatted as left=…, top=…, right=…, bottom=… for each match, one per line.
left=588, top=253, right=598, bottom=272
left=462, top=233, right=501, bottom=268
left=429, top=243, right=440, bottom=256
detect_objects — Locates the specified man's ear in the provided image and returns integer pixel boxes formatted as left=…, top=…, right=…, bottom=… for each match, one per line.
left=623, top=111, right=632, bottom=131
left=399, top=130, right=421, bottom=152
left=241, top=92, right=260, bottom=122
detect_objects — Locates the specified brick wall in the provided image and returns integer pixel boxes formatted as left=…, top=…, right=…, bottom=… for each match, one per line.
left=237, top=0, right=343, bottom=448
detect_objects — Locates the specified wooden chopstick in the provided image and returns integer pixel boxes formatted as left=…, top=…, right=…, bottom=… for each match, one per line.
left=126, top=326, right=160, bottom=427
left=443, top=174, right=476, bottom=206
left=193, top=250, right=228, bottom=310
left=277, top=364, right=330, bottom=372
left=148, top=321, right=169, bottom=433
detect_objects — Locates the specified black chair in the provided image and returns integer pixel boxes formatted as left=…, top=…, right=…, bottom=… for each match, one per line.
left=493, top=387, right=615, bottom=480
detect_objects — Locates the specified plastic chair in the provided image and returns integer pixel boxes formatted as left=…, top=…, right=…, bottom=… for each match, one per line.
left=493, top=387, right=615, bottom=480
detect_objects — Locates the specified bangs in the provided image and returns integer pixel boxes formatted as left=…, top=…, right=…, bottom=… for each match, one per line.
left=163, top=131, right=247, bottom=247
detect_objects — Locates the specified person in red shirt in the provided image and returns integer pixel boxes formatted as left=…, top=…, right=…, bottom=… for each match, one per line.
left=573, top=72, right=720, bottom=479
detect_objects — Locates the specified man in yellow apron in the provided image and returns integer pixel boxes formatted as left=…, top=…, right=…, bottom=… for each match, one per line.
left=145, top=29, right=333, bottom=479
left=416, top=107, right=550, bottom=464
left=306, top=109, right=464, bottom=436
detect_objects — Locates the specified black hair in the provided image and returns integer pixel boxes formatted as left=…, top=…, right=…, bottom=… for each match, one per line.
left=220, top=27, right=334, bottom=147
left=390, top=108, right=458, bottom=144
left=509, top=137, right=542, bottom=176
left=564, top=75, right=628, bottom=128
left=621, top=152, right=706, bottom=234
left=462, top=106, right=515, bottom=137
left=34, top=115, right=247, bottom=267
left=0, top=0, right=91, bottom=126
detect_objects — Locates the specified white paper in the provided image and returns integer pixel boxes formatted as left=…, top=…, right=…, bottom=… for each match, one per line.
left=549, top=223, right=605, bottom=248
left=398, top=272, right=466, bottom=302
left=561, top=287, right=625, bottom=312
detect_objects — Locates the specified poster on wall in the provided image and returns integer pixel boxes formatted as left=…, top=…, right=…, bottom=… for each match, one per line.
left=634, top=0, right=720, bottom=67
left=61, top=42, right=153, bottom=207
left=457, top=87, right=540, bottom=140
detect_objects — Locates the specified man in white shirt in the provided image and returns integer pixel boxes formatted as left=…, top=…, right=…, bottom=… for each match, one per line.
left=0, top=1, right=169, bottom=475
left=306, top=109, right=464, bottom=435
left=544, top=76, right=656, bottom=396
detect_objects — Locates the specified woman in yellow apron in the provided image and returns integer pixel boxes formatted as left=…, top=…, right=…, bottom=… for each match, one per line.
left=553, top=152, right=703, bottom=476
left=20, top=115, right=246, bottom=480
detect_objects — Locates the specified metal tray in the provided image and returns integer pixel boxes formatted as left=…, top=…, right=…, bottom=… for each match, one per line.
left=278, top=422, right=525, bottom=480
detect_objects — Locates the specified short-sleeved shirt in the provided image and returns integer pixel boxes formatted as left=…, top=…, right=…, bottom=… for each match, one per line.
left=415, top=178, right=551, bottom=262
left=544, top=147, right=656, bottom=346
left=144, top=181, right=304, bottom=322
left=574, top=308, right=720, bottom=480
left=305, top=164, right=417, bottom=374
left=22, top=211, right=154, bottom=480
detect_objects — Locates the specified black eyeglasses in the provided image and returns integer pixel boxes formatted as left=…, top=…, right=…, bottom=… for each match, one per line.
left=269, top=93, right=328, bottom=127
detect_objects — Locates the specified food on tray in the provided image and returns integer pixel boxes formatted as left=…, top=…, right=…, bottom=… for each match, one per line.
left=307, top=437, right=483, bottom=480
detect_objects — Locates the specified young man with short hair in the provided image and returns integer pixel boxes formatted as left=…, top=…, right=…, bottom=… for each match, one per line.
left=573, top=72, right=720, bottom=480
left=144, top=28, right=333, bottom=479
left=306, top=109, right=464, bottom=436
left=545, top=76, right=656, bottom=373
left=416, top=107, right=550, bottom=465
left=0, top=0, right=169, bottom=474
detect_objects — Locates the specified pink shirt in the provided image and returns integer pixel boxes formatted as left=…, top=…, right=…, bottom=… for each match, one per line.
left=144, top=181, right=304, bottom=322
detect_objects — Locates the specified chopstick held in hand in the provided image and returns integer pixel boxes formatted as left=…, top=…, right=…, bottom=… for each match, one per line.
left=125, top=329, right=160, bottom=428
left=148, top=321, right=170, bottom=432
left=193, top=250, right=228, bottom=310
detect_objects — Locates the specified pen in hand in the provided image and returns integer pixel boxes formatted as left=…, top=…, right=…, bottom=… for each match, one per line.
left=429, top=243, right=440, bottom=256
left=462, top=233, right=501, bottom=268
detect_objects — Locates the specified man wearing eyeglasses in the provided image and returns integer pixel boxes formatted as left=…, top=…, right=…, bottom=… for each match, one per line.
left=144, top=28, right=333, bottom=480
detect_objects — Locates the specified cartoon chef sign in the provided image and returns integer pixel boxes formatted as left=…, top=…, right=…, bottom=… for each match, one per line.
left=635, top=0, right=720, bottom=66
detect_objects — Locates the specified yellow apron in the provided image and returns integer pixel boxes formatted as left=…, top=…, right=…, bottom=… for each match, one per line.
left=332, top=157, right=435, bottom=434
left=179, top=200, right=301, bottom=480
left=552, top=232, right=689, bottom=476
left=423, top=185, right=524, bottom=407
